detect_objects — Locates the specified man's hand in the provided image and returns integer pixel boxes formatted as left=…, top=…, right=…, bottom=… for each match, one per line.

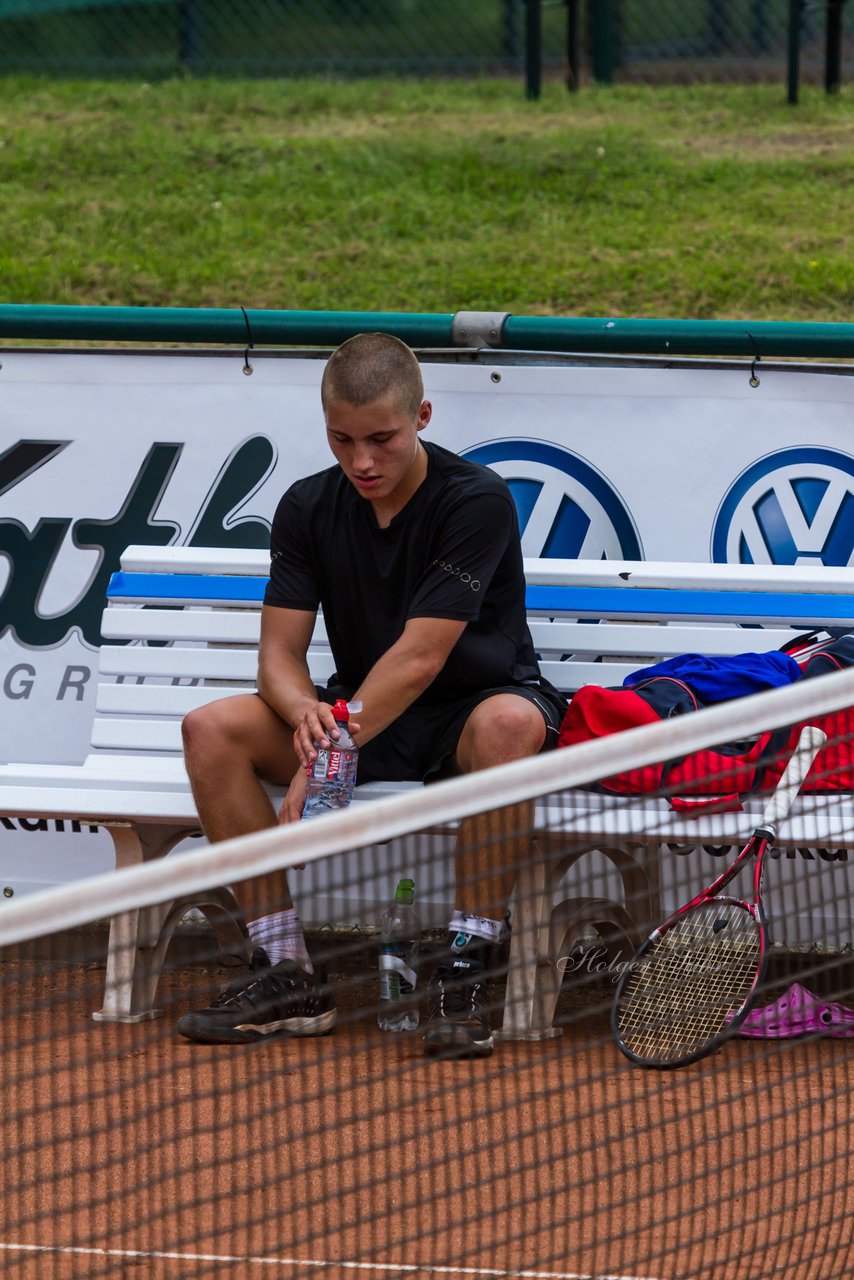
left=279, top=767, right=308, bottom=825
left=292, top=701, right=362, bottom=770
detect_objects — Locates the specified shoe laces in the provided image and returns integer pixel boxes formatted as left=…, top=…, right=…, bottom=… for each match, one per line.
left=429, top=967, right=488, bottom=1023
left=211, top=957, right=310, bottom=1013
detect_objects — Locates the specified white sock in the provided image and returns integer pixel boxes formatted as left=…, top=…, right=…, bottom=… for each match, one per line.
left=247, top=908, right=313, bottom=973
left=448, top=911, right=505, bottom=946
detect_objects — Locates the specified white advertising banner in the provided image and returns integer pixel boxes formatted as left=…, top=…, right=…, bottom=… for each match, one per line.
left=2, top=349, right=854, bottom=939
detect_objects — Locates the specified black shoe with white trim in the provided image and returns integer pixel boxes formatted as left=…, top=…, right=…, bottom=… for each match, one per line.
left=177, top=950, right=336, bottom=1044
left=423, top=955, right=494, bottom=1059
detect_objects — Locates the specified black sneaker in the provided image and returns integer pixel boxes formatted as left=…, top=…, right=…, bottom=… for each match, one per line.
left=177, top=950, right=337, bottom=1044
left=423, top=955, right=494, bottom=1058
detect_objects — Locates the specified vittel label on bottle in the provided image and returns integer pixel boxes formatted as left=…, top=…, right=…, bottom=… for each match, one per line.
left=327, top=749, right=343, bottom=780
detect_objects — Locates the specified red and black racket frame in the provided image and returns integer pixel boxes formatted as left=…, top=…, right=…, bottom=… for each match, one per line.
left=611, top=823, right=775, bottom=1069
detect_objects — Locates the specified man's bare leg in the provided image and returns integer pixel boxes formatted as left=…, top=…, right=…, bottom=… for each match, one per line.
left=182, top=690, right=312, bottom=968
left=178, top=693, right=336, bottom=1042
left=182, top=692, right=298, bottom=920
left=423, top=694, right=545, bottom=1058
left=452, top=693, right=544, bottom=921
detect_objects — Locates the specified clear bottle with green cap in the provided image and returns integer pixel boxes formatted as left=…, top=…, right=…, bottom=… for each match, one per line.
left=378, top=878, right=421, bottom=1031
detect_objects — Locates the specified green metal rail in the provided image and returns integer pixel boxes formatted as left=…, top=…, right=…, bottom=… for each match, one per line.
left=2, top=305, right=854, bottom=360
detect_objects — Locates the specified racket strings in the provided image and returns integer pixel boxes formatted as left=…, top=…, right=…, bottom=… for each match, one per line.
left=615, top=901, right=762, bottom=1064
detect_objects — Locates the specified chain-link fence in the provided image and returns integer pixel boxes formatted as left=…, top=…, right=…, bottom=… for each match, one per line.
left=0, top=0, right=849, bottom=87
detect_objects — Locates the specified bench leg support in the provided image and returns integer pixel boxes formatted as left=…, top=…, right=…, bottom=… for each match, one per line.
left=92, top=822, right=250, bottom=1023
left=497, top=849, right=563, bottom=1041
left=497, top=838, right=661, bottom=1041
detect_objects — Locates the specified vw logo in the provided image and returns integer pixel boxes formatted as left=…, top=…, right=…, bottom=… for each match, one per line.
left=463, top=439, right=642, bottom=560
left=712, top=447, right=854, bottom=566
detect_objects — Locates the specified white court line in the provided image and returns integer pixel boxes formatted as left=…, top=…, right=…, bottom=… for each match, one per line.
left=0, top=1242, right=660, bottom=1280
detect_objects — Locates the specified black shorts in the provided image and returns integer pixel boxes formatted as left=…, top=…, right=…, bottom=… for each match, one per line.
left=317, top=682, right=567, bottom=785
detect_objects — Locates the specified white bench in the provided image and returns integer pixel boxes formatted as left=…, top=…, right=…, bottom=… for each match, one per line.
left=3, top=545, right=854, bottom=1037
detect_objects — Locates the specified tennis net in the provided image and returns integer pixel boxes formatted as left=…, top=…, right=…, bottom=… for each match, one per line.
left=2, top=668, right=854, bottom=1280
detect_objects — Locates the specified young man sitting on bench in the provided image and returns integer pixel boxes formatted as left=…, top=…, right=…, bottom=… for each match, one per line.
left=178, top=331, right=566, bottom=1058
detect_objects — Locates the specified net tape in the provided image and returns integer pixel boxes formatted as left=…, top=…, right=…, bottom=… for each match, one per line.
left=4, top=663, right=854, bottom=949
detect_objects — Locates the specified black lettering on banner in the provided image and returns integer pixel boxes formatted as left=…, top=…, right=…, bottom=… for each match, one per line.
left=1, top=818, right=99, bottom=834
left=0, top=518, right=75, bottom=647
left=667, top=841, right=848, bottom=865
left=56, top=666, right=91, bottom=702
left=3, top=664, right=35, bottom=700
left=0, top=435, right=277, bottom=650
left=70, top=443, right=183, bottom=645
left=0, top=443, right=181, bottom=648
left=187, top=436, right=275, bottom=549
left=0, top=441, right=70, bottom=499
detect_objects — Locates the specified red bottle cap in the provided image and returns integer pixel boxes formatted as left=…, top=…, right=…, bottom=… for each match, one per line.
left=332, top=699, right=350, bottom=723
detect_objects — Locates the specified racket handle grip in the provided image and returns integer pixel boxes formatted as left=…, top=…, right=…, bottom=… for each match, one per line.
left=761, top=725, right=827, bottom=831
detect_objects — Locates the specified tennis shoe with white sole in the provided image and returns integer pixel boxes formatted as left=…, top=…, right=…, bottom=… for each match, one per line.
left=177, top=950, right=336, bottom=1044
left=423, top=955, right=494, bottom=1058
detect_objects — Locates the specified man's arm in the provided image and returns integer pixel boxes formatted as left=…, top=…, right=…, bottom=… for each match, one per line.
left=290, top=613, right=466, bottom=770
left=263, top=607, right=464, bottom=823
left=351, top=614, right=466, bottom=739
left=256, top=603, right=322, bottom=731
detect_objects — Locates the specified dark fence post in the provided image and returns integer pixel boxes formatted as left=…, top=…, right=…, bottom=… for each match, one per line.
left=589, top=0, right=617, bottom=84
left=178, top=1, right=199, bottom=72
left=566, top=0, right=580, bottom=90
left=825, top=0, right=846, bottom=93
left=787, top=0, right=804, bottom=103
left=525, top=0, right=542, bottom=99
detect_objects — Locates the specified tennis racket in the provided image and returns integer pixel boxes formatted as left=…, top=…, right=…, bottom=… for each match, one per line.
left=612, top=725, right=826, bottom=1069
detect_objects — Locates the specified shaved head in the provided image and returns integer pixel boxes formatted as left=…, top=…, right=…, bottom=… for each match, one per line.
left=321, top=332, right=424, bottom=419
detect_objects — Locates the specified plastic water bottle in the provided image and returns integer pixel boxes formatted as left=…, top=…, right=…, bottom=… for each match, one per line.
left=302, top=699, right=361, bottom=819
left=378, top=878, right=421, bottom=1031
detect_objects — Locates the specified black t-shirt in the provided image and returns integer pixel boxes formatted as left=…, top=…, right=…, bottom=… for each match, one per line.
left=264, top=440, right=548, bottom=706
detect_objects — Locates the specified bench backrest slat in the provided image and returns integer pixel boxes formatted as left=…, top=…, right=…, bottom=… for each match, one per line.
left=98, top=645, right=263, bottom=682
left=95, top=662, right=629, bottom=719
left=111, top=572, right=854, bottom=627
left=120, top=545, right=269, bottom=576
left=108, top=571, right=266, bottom=607
left=119, top=544, right=854, bottom=594
left=525, top=584, right=854, bottom=626
left=524, top=557, right=854, bottom=594
left=96, top=683, right=258, bottom=718
left=92, top=550, right=844, bottom=760
left=102, top=607, right=263, bottom=645
left=526, top=619, right=799, bottom=656
left=91, top=719, right=184, bottom=752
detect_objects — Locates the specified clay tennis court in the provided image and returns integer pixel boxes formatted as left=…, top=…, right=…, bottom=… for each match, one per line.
left=2, top=951, right=852, bottom=1280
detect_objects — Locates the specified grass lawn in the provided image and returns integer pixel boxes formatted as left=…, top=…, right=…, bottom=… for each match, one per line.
left=0, top=76, right=852, bottom=322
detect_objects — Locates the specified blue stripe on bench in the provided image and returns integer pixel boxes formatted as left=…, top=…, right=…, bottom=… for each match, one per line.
left=108, top=572, right=268, bottom=603
left=108, top=571, right=854, bottom=625
left=525, top=585, right=854, bottom=622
